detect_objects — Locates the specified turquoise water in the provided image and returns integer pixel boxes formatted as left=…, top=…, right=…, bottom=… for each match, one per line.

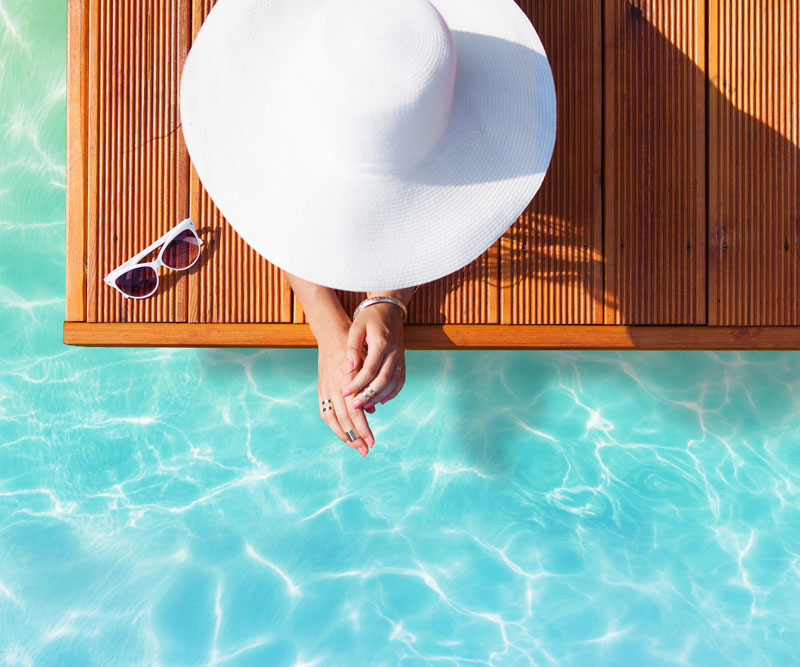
left=2, top=2, right=800, bottom=665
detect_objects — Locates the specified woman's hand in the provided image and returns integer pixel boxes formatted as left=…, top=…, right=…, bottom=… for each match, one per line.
left=340, top=302, right=407, bottom=410
left=317, top=319, right=376, bottom=457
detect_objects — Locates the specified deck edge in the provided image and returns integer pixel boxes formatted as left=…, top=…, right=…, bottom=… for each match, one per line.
left=63, top=322, right=800, bottom=350
left=66, top=0, right=88, bottom=322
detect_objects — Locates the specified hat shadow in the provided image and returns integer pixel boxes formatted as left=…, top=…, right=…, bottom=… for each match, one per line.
left=332, top=3, right=799, bottom=476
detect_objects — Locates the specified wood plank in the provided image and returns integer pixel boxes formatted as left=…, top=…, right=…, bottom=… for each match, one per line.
left=502, top=0, right=603, bottom=324
left=82, top=0, right=192, bottom=323
left=85, top=0, right=100, bottom=321
left=708, top=0, right=800, bottom=324
left=604, top=0, right=706, bottom=324
left=175, top=0, right=192, bottom=321
left=66, top=0, right=88, bottom=322
left=63, top=322, right=800, bottom=350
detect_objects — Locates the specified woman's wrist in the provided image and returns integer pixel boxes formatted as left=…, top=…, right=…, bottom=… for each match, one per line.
left=356, top=287, right=418, bottom=323
left=354, top=296, right=407, bottom=323
left=285, top=271, right=351, bottom=340
left=311, top=309, right=352, bottom=342
left=366, top=286, right=416, bottom=308
left=360, top=287, right=417, bottom=323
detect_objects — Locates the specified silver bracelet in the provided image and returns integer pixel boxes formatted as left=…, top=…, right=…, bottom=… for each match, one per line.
left=353, top=295, right=408, bottom=322
left=352, top=286, right=421, bottom=322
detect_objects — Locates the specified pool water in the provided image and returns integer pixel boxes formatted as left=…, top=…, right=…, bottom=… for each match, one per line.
left=2, top=2, right=799, bottom=665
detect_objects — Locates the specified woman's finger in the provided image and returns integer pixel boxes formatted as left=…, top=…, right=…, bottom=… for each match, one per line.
left=342, top=339, right=388, bottom=399
left=378, top=365, right=406, bottom=404
left=319, top=386, right=372, bottom=454
left=343, top=319, right=367, bottom=374
left=320, top=393, right=350, bottom=443
left=347, top=399, right=376, bottom=449
left=333, top=393, right=374, bottom=456
left=356, top=351, right=403, bottom=408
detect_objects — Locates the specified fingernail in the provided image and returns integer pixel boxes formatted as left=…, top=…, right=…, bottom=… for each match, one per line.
left=342, top=389, right=352, bottom=397
left=363, top=402, right=373, bottom=409
left=365, top=436, right=374, bottom=448
left=380, top=399, right=388, bottom=405
left=346, top=359, right=355, bottom=372
left=352, top=399, right=362, bottom=408
left=359, top=446, right=367, bottom=457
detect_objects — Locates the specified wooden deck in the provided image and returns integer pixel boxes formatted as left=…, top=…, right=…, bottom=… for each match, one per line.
left=64, top=0, right=800, bottom=349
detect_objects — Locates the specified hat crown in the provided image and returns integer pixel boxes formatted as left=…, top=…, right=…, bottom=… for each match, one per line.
left=299, top=0, right=457, bottom=172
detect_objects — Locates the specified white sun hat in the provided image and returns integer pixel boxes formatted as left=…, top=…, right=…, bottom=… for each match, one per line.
left=180, top=0, right=557, bottom=292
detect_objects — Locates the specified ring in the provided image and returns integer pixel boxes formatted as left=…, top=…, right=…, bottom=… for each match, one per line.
left=394, top=366, right=402, bottom=372
left=345, top=429, right=358, bottom=442
left=321, top=398, right=333, bottom=413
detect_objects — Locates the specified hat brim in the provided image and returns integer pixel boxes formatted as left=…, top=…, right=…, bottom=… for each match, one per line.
left=180, top=0, right=557, bottom=292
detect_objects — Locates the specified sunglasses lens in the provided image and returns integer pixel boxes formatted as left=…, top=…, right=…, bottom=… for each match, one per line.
left=162, top=230, right=201, bottom=270
left=115, top=266, right=157, bottom=297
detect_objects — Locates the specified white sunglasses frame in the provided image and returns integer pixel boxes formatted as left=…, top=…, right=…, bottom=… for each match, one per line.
left=103, top=217, right=204, bottom=299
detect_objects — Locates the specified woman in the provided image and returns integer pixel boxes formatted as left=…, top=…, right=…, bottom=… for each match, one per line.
left=180, top=1, right=556, bottom=463
left=285, top=272, right=416, bottom=459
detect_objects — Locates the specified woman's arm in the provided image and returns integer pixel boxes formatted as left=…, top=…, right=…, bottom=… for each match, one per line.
left=285, top=270, right=376, bottom=457
left=284, top=271, right=351, bottom=338
left=285, top=271, right=416, bottom=338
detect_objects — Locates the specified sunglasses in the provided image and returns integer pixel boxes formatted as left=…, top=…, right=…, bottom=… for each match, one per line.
left=103, top=218, right=204, bottom=299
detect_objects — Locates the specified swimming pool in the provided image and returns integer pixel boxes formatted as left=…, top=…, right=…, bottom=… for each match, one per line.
left=2, top=2, right=799, bottom=664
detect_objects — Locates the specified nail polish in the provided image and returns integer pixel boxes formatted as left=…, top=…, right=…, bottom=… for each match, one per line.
left=352, top=399, right=362, bottom=408
left=342, top=389, right=352, bottom=397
